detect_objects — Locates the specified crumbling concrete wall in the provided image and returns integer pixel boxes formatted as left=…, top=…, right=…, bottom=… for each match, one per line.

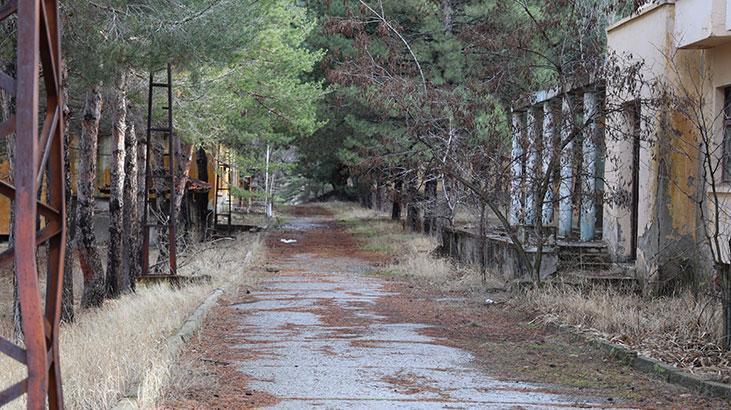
left=440, top=227, right=557, bottom=281
left=635, top=109, right=703, bottom=294
left=606, top=2, right=709, bottom=294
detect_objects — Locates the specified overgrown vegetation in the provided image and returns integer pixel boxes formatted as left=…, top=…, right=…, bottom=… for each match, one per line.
left=333, top=201, right=731, bottom=383
left=0, top=235, right=261, bottom=409
left=331, top=202, right=503, bottom=293
left=522, top=285, right=731, bottom=382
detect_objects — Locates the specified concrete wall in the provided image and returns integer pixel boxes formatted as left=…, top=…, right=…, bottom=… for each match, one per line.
left=674, top=0, right=731, bottom=48
left=606, top=3, right=675, bottom=271
left=606, top=1, right=730, bottom=292
left=439, top=227, right=557, bottom=281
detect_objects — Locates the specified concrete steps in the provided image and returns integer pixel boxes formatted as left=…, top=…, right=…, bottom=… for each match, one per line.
left=557, top=241, right=612, bottom=271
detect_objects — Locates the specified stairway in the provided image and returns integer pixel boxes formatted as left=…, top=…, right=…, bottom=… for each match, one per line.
left=557, top=240, right=612, bottom=271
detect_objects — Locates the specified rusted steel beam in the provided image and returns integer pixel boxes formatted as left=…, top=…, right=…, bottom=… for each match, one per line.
left=37, top=105, right=61, bottom=185
left=0, top=380, right=27, bottom=406
left=0, top=0, right=67, bottom=408
left=167, top=64, right=177, bottom=276
left=0, top=180, right=61, bottom=218
left=0, top=336, right=27, bottom=364
left=0, top=222, right=63, bottom=265
left=15, top=1, right=50, bottom=407
left=42, top=2, right=67, bottom=404
left=0, top=0, right=17, bottom=20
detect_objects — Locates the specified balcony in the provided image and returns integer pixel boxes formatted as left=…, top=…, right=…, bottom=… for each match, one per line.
left=674, top=0, right=731, bottom=49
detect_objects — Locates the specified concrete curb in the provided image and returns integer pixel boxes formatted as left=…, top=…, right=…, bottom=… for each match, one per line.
left=166, top=287, right=224, bottom=356
left=553, top=324, right=731, bottom=401
left=112, top=248, right=255, bottom=409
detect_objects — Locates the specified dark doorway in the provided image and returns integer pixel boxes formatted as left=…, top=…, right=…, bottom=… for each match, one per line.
left=628, top=100, right=641, bottom=261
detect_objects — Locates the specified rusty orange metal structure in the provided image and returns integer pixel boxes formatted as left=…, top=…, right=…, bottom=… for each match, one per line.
left=0, top=0, right=67, bottom=408
left=141, top=64, right=177, bottom=277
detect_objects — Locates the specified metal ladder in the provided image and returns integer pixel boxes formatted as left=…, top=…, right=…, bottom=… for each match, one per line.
left=141, top=63, right=178, bottom=276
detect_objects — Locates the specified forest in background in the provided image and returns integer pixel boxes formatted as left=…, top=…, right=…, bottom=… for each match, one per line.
left=0, top=0, right=647, bottom=318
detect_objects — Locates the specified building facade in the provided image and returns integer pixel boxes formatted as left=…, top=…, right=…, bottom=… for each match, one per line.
left=508, top=0, right=731, bottom=292
left=605, top=0, right=731, bottom=291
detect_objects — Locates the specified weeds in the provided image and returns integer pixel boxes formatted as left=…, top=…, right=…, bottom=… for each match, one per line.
left=520, top=284, right=731, bottom=381
left=328, top=201, right=731, bottom=382
left=326, top=201, right=505, bottom=293
left=0, top=234, right=261, bottom=409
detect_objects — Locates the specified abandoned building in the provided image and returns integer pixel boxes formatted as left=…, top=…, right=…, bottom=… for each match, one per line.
left=505, top=0, right=731, bottom=292
left=0, top=136, right=258, bottom=242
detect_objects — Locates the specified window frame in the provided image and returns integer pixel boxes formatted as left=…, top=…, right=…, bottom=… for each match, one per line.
left=722, top=87, right=731, bottom=182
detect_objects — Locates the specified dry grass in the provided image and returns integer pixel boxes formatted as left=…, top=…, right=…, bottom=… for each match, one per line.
left=0, top=274, right=13, bottom=339
left=326, top=201, right=506, bottom=293
left=328, top=202, right=731, bottom=382
left=0, top=234, right=261, bottom=409
left=385, top=235, right=505, bottom=293
left=521, top=284, right=731, bottom=381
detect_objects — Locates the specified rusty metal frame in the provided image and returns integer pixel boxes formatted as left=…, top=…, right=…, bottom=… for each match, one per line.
left=0, top=0, right=67, bottom=408
left=212, top=144, right=236, bottom=235
left=141, top=63, right=177, bottom=277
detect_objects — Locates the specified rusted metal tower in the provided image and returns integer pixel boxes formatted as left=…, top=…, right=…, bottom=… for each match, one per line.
left=141, top=64, right=178, bottom=277
left=0, top=0, right=68, bottom=408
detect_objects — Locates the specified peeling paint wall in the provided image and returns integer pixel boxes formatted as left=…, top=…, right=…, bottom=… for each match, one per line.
left=606, top=1, right=731, bottom=293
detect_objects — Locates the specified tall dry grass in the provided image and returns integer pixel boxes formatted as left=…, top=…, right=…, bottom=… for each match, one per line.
left=326, top=200, right=388, bottom=221
left=385, top=234, right=504, bottom=292
left=0, top=234, right=261, bottom=409
left=521, top=284, right=730, bottom=380
left=328, top=202, right=731, bottom=380
left=327, top=201, right=505, bottom=293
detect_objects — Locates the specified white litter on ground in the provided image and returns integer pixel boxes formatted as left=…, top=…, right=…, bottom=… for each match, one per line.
left=280, top=239, right=298, bottom=244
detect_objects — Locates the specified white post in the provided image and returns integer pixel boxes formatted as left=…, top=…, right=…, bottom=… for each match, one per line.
left=525, top=106, right=540, bottom=225
left=265, top=144, right=272, bottom=219
left=581, top=91, right=598, bottom=241
left=510, top=111, right=525, bottom=226
left=542, top=101, right=556, bottom=224
left=268, top=172, right=275, bottom=218
left=558, top=95, right=574, bottom=238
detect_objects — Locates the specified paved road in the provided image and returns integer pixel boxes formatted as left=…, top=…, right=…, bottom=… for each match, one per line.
left=232, top=216, right=614, bottom=409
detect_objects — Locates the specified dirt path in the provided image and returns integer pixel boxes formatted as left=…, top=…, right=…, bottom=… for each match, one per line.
left=164, top=207, right=730, bottom=409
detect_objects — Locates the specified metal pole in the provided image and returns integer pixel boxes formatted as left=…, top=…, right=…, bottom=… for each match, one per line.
left=213, top=144, right=220, bottom=232
left=167, top=64, right=177, bottom=275
left=228, top=151, right=232, bottom=232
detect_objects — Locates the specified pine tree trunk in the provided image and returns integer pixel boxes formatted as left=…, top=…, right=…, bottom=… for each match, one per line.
left=61, top=62, right=75, bottom=322
left=124, top=119, right=140, bottom=290
left=107, top=74, right=128, bottom=297
left=406, top=180, right=419, bottom=231
left=78, top=85, right=106, bottom=308
left=392, top=178, right=402, bottom=221
left=137, top=129, right=147, bottom=272
left=424, top=178, right=437, bottom=235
